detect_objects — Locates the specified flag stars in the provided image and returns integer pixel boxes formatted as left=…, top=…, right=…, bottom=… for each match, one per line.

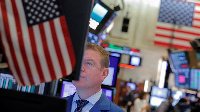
left=28, top=13, right=31, bottom=17
left=43, top=16, right=47, bottom=20
left=26, top=6, right=30, bottom=10
left=29, top=1, right=33, bottom=5
left=37, top=7, right=41, bottom=10
left=48, top=7, right=52, bottom=11
left=23, top=0, right=63, bottom=26
left=40, top=2, right=43, bottom=6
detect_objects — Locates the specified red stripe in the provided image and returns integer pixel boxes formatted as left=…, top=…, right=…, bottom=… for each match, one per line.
left=28, top=27, right=44, bottom=82
left=59, top=16, right=76, bottom=69
left=156, top=26, right=200, bottom=36
left=38, top=24, right=56, bottom=80
left=194, top=11, right=200, bottom=14
left=193, top=18, right=200, bottom=21
left=49, top=19, right=67, bottom=77
left=0, top=0, right=25, bottom=85
left=155, top=34, right=191, bottom=41
left=11, top=0, right=34, bottom=85
left=193, top=25, right=200, bottom=29
left=154, top=41, right=192, bottom=49
left=196, top=3, right=200, bottom=6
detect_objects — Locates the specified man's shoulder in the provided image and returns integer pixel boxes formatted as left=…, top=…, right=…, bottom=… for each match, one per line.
left=108, top=100, right=125, bottom=112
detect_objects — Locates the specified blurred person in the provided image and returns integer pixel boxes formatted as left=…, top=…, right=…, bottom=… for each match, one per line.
left=66, top=42, right=124, bottom=112
left=174, top=98, right=191, bottom=112
left=123, top=85, right=134, bottom=112
left=193, top=98, right=200, bottom=112
left=156, top=96, right=174, bottom=112
left=133, top=91, right=150, bottom=112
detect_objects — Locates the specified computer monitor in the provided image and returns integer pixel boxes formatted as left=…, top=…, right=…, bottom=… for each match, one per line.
left=102, top=56, right=120, bottom=87
left=110, top=52, right=121, bottom=58
left=174, top=69, right=190, bottom=88
left=126, top=82, right=136, bottom=90
left=149, top=96, right=166, bottom=107
left=169, top=51, right=189, bottom=69
left=0, top=88, right=68, bottom=112
left=129, top=56, right=141, bottom=66
left=60, top=81, right=76, bottom=98
left=102, top=87, right=114, bottom=101
left=171, top=90, right=186, bottom=106
left=151, top=86, right=169, bottom=98
left=89, top=0, right=117, bottom=35
left=190, top=69, right=200, bottom=90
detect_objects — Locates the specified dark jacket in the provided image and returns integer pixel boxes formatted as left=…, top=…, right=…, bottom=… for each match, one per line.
left=67, top=92, right=125, bottom=112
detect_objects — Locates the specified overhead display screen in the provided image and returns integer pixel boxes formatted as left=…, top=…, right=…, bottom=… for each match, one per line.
left=174, top=69, right=190, bottom=88
left=170, top=52, right=189, bottom=69
left=190, top=69, right=200, bottom=90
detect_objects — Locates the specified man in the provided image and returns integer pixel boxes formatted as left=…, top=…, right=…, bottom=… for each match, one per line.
left=67, top=42, right=124, bottom=112
left=123, top=86, right=134, bottom=112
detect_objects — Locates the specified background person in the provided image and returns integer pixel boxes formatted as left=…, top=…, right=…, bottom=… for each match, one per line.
left=133, top=91, right=150, bottom=112
left=123, top=85, right=134, bottom=112
left=174, top=98, right=191, bottom=112
left=66, top=42, right=125, bottom=112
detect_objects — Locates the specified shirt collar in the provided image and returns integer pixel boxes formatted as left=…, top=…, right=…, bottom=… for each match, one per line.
left=72, top=89, right=102, bottom=105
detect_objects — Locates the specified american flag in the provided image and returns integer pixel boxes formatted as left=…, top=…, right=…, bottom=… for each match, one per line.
left=0, top=0, right=76, bottom=86
left=154, top=0, right=200, bottom=49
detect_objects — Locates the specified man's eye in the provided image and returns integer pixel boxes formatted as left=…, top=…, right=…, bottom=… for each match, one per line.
left=87, top=62, right=93, bottom=65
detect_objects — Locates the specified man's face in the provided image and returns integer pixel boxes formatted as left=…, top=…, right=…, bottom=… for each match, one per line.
left=72, top=49, right=108, bottom=90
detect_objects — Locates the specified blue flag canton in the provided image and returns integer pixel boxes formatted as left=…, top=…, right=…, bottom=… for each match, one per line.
left=22, top=0, right=63, bottom=26
left=158, top=0, right=195, bottom=27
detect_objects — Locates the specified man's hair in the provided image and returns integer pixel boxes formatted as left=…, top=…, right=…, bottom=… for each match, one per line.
left=138, top=91, right=148, bottom=99
left=85, top=42, right=109, bottom=68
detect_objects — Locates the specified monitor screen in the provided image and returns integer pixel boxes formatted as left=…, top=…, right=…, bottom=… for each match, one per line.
left=190, top=69, right=200, bottom=90
left=87, top=32, right=99, bottom=44
left=89, top=1, right=117, bottom=35
left=126, top=83, right=136, bottom=90
left=174, top=69, right=190, bottom=88
left=91, top=3, right=108, bottom=23
left=0, top=89, right=68, bottom=112
left=102, top=87, right=114, bottom=101
left=102, top=56, right=119, bottom=87
left=129, top=56, right=141, bottom=66
left=149, top=96, right=166, bottom=107
left=171, top=90, right=186, bottom=106
left=151, top=86, right=169, bottom=98
left=110, top=52, right=121, bottom=58
left=169, top=51, right=189, bottom=69
left=60, top=81, right=76, bottom=98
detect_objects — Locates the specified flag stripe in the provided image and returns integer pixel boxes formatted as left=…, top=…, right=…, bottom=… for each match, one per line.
left=0, top=0, right=25, bottom=85
left=156, top=26, right=200, bottom=36
left=15, top=1, right=40, bottom=84
left=6, top=0, right=30, bottom=85
left=54, top=17, right=72, bottom=75
left=49, top=20, right=67, bottom=77
left=59, top=17, right=76, bottom=72
left=0, top=4, right=21, bottom=85
left=155, top=36, right=191, bottom=47
left=38, top=24, right=56, bottom=80
left=44, top=21, right=62, bottom=78
left=11, top=0, right=34, bottom=84
left=155, top=34, right=191, bottom=41
left=33, top=25, right=51, bottom=82
left=154, top=41, right=192, bottom=49
left=28, top=27, right=45, bottom=82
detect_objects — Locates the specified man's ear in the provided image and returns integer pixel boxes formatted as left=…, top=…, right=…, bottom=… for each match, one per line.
left=102, top=68, right=109, bottom=80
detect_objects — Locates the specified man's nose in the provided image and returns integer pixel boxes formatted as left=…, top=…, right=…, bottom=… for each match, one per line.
left=81, top=64, right=85, bottom=72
